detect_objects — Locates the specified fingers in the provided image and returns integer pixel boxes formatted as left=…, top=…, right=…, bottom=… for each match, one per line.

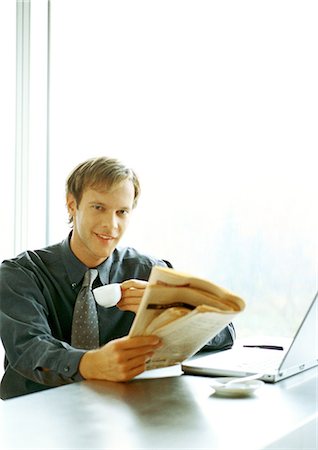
left=110, top=337, right=161, bottom=381
left=79, top=347, right=152, bottom=381
left=121, top=279, right=148, bottom=291
left=121, top=289, right=144, bottom=300
left=116, top=302, right=139, bottom=313
left=113, top=335, right=161, bottom=350
left=120, top=281, right=147, bottom=300
left=114, top=356, right=151, bottom=382
left=79, top=335, right=162, bottom=382
left=116, top=297, right=141, bottom=313
left=118, top=280, right=148, bottom=313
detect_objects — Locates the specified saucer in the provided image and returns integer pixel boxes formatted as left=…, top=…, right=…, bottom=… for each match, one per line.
left=210, top=377, right=265, bottom=397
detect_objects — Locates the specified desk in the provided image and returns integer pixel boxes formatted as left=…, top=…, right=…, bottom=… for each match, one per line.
left=1, top=366, right=317, bottom=450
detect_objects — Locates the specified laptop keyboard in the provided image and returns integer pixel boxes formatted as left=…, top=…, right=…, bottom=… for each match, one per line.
left=212, top=348, right=284, bottom=371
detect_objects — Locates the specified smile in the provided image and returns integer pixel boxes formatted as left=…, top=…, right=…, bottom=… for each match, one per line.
left=95, top=233, right=115, bottom=241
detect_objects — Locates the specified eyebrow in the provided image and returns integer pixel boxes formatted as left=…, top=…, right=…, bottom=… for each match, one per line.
left=88, top=201, right=106, bottom=205
left=88, top=201, right=131, bottom=210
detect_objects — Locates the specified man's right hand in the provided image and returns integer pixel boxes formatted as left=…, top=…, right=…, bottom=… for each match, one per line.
left=78, top=335, right=162, bottom=382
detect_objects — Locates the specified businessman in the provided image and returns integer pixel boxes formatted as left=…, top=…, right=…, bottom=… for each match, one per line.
left=0, top=156, right=235, bottom=399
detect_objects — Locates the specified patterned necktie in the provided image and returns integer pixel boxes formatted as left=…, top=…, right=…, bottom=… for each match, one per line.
left=71, top=269, right=100, bottom=350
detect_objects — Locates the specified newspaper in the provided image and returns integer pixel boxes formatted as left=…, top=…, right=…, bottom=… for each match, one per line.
left=129, top=266, right=246, bottom=369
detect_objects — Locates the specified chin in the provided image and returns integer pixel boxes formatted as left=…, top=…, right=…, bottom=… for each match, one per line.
left=97, top=247, right=116, bottom=259
left=91, top=238, right=119, bottom=259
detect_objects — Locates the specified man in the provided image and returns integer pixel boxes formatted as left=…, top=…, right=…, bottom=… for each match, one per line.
left=0, top=157, right=235, bottom=399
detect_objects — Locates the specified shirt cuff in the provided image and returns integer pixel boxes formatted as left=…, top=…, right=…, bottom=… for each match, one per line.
left=56, top=348, right=87, bottom=382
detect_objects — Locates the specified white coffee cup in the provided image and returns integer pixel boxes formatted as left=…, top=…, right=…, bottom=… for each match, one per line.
left=93, top=283, right=122, bottom=308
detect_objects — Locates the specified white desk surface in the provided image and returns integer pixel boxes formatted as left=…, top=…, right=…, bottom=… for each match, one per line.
left=1, top=366, right=317, bottom=450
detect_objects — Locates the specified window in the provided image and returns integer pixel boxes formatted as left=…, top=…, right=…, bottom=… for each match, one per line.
left=0, top=1, right=16, bottom=261
left=12, top=0, right=318, bottom=339
left=1, top=0, right=49, bottom=261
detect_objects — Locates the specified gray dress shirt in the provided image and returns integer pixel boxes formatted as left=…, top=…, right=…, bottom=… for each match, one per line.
left=0, top=234, right=235, bottom=399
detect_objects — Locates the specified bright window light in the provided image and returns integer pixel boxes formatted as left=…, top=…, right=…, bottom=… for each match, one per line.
left=0, top=1, right=16, bottom=261
left=26, top=0, right=318, bottom=338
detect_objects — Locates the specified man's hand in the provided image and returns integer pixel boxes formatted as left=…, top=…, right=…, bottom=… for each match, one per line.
left=79, top=335, right=162, bottom=382
left=117, top=279, right=148, bottom=314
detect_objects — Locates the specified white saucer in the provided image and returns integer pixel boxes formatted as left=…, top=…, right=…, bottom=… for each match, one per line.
left=210, top=377, right=265, bottom=397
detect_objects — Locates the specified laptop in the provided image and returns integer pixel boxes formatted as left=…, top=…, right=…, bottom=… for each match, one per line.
left=182, top=291, right=318, bottom=382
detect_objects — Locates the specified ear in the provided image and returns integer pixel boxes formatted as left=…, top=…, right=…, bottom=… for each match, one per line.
left=66, top=192, right=77, bottom=219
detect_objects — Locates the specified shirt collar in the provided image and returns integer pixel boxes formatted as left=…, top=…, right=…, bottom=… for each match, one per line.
left=61, top=232, right=114, bottom=287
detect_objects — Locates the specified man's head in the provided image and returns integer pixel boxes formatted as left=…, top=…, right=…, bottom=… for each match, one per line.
left=66, top=157, right=141, bottom=267
left=66, top=157, right=140, bottom=223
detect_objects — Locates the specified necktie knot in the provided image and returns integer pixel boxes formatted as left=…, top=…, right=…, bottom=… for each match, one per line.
left=82, top=268, right=98, bottom=289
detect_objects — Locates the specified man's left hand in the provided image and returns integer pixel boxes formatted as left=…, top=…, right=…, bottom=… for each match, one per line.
left=117, top=279, right=148, bottom=313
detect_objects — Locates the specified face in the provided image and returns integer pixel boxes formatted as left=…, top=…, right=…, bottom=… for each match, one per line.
left=67, top=179, right=135, bottom=267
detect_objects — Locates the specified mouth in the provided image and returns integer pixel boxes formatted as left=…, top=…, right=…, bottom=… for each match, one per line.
left=95, top=233, right=116, bottom=241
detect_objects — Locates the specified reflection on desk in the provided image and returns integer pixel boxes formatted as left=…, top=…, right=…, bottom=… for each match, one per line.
left=0, top=366, right=317, bottom=450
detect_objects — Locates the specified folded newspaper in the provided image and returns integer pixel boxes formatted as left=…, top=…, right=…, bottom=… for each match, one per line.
left=129, top=266, right=246, bottom=369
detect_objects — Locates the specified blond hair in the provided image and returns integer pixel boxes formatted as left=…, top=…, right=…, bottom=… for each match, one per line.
left=66, top=157, right=140, bottom=223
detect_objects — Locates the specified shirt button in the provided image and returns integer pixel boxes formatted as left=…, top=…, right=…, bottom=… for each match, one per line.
left=64, top=366, right=70, bottom=373
left=71, top=283, right=77, bottom=289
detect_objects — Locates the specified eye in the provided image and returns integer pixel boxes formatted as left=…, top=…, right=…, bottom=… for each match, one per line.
left=92, top=204, right=104, bottom=211
left=118, top=209, right=129, bottom=216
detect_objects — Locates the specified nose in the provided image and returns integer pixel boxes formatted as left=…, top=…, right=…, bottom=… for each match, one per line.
left=102, top=211, right=119, bottom=233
